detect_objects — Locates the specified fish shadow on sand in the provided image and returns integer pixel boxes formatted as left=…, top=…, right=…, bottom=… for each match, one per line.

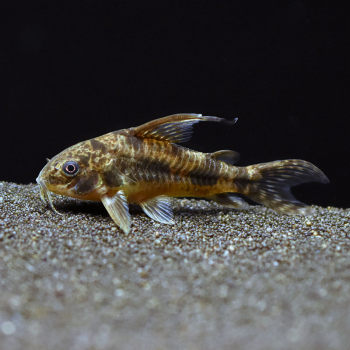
left=54, top=199, right=143, bottom=218
left=53, top=197, right=254, bottom=221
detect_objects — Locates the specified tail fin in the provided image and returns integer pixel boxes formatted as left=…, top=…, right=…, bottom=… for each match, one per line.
left=242, top=159, right=329, bottom=215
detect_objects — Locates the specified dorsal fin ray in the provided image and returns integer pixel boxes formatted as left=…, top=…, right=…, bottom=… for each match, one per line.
left=130, top=113, right=237, bottom=144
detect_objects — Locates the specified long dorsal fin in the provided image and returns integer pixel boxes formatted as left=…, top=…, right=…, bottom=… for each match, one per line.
left=210, top=150, right=240, bottom=164
left=130, top=113, right=237, bottom=144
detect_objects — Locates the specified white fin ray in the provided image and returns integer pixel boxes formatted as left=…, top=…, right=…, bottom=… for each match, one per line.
left=140, top=196, right=174, bottom=224
left=101, top=190, right=131, bottom=234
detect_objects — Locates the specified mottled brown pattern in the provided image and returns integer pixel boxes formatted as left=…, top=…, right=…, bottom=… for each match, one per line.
left=103, top=166, right=124, bottom=188
left=37, top=113, right=329, bottom=227
left=78, top=155, right=90, bottom=167
left=75, top=171, right=100, bottom=195
left=90, top=138, right=107, bottom=153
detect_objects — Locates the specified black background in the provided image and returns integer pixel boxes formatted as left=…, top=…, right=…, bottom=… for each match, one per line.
left=1, top=2, right=348, bottom=208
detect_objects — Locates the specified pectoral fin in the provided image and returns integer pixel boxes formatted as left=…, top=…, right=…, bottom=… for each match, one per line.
left=101, top=190, right=131, bottom=234
left=131, top=113, right=237, bottom=144
left=140, top=196, right=174, bottom=224
left=210, top=150, right=240, bottom=164
left=207, top=193, right=251, bottom=209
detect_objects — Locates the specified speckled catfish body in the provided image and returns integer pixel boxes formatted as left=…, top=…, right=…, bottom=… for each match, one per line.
left=37, top=113, right=329, bottom=233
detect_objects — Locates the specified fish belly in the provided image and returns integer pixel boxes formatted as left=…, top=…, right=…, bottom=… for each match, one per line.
left=123, top=177, right=233, bottom=204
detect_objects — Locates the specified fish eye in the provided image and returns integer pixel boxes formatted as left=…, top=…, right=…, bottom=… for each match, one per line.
left=62, top=161, right=80, bottom=176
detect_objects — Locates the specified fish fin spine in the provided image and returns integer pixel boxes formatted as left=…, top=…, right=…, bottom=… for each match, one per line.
left=101, top=190, right=131, bottom=234
left=140, top=195, right=174, bottom=224
left=131, top=113, right=237, bottom=144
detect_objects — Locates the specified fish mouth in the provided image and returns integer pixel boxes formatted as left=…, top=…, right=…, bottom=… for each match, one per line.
left=36, top=176, right=62, bottom=215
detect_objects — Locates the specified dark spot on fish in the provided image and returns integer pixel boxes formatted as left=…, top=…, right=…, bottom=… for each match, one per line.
left=133, top=140, right=143, bottom=154
left=79, top=155, right=90, bottom=167
left=103, top=169, right=124, bottom=188
left=75, top=171, right=99, bottom=195
left=90, top=139, right=107, bottom=153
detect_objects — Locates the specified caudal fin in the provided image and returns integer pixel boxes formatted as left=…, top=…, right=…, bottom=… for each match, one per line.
left=242, top=159, right=329, bottom=215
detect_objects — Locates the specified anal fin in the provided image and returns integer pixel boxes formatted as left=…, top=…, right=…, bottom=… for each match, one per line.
left=101, top=190, right=131, bottom=234
left=140, top=196, right=174, bottom=224
left=207, top=193, right=251, bottom=209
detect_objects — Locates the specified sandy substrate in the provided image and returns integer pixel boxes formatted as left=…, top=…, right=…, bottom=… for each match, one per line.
left=0, top=181, right=349, bottom=350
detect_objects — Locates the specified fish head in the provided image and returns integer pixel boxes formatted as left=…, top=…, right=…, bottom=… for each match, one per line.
left=36, top=141, right=103, bottom=211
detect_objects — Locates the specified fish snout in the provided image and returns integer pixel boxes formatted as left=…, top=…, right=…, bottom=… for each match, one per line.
left=36, top=175, right=62, bottom=215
